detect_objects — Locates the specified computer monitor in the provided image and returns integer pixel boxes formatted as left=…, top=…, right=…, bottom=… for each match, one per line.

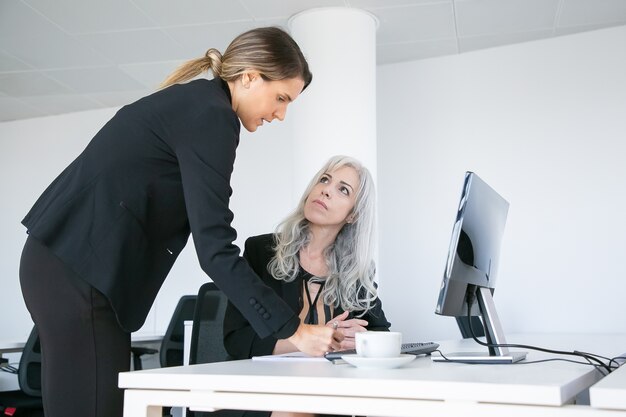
left=434, top=172, right=526, bottom=363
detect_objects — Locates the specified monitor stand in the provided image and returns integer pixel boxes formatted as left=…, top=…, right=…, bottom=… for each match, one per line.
left=433, top=287, right=527, bottom=364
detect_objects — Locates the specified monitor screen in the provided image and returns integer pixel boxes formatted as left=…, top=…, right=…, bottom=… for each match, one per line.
left=434, top=172, right=526, bottom=363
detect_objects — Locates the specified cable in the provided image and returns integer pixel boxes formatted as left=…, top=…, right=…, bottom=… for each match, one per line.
left=609, top=356, right=626, bottom=370
left=0, top=364, right=18, bottom=374
left=462, top=293, right=614, bottom=374
left=434, top=349, right=608, bottom=368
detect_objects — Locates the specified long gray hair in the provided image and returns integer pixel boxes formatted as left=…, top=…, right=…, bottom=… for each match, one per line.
left=268, top=155, right=377, bottom=314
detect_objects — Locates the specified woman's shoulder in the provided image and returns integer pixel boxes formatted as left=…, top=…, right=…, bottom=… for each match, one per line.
left=174, top=79, right=232, bottom=110
left=244, top=233, right=277, bottom=256
left=245, top=233, right=276, bottom=249
left=116, top=78, right=237, bottom=133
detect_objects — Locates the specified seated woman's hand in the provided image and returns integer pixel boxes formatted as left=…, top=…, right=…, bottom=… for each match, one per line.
left=326, top=311, right=368, bottom=350
left=287, top=323, right=344, bottom=356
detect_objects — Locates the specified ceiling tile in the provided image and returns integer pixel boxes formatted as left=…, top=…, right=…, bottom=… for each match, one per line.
left=0, top=72, right=73, bottom=96
left=2, top=30, right=111, bottom=69
left=350, top=0, right=449, bottom=7
left=77, top=29, right=188, bottom=64
left=377, top=38, right=458, bottom=64
left=43, top=67, right=146, bottom=93
left=119, top=61, right=186, bottom=89
left=88, top=89, right=152, bottom=107
left=1, top=0, right=625, bottom=123
left=555, top=22, right=624, bottom=36
left=131, top=0, right=251, bottom=26
left=164, top=21, right=266, bottom=58
left=239, top=0, right=345, bottom=20
left=0, top=96, right=46, bottom=121
left=20, top=94, right=104, bottom=115
left=22, top=0, right=157, bottom=34
left=458, top=29, right=554, bottom=53
left=0, top=0, right=62, bottom=41
left=559, top=0, right=626, bottom=27
left=372, top=2, right=456, bottom=43
left=455, top=0, right=560, bottom=36
left=0, top=50, right=33, bottom=72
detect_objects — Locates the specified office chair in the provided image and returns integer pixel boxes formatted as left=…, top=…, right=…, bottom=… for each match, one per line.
left=189, top=282, right=230, bottom=365
left=189, top=282, right=238, bottom=417
left=132, top=295, right=197, bottom=370
left=0, top=326, right=43, bottom=417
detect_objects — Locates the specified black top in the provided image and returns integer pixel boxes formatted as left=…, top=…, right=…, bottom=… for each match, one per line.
left=22, top=78, right=300, bottom=338
left=224, top=233, right=391, bottom=359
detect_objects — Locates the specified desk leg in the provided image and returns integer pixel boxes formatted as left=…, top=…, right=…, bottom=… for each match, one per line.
left=123, top=389, right=164, bottom=417
left=122, top=388, right=220, bottom=417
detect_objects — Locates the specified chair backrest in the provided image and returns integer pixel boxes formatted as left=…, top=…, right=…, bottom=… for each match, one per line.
left=189, top=282, right=230, bottom=365
left=159, top=295, right=197, bottom=368
left=18, top=326, right=42, bottom=397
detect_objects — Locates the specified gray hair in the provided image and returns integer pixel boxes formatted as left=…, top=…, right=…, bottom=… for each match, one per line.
left=268, top=155, right=377, bottom=314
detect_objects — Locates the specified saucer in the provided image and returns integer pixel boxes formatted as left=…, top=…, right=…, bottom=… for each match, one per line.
left=342, top=354, right=416, bottom=369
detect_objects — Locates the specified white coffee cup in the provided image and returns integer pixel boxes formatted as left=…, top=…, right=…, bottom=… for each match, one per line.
left=355, top=331, right=402, bottom=358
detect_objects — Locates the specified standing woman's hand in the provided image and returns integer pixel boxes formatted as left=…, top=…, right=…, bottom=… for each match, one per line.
left=326, top=311, right=368, bottom=350
left=287, top=323, right=344, bottom=356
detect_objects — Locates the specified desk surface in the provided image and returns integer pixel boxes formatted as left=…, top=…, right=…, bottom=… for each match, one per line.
left=0, top=332, right=163, bottom=354
left=120, top=333, right=626, bottom=413
left=0, top=340, right=25, bottom=354
left=590, top=358, right=626, bottom=411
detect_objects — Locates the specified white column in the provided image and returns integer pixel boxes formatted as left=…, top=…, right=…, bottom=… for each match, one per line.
left=288, top=8, right=378, bottom=202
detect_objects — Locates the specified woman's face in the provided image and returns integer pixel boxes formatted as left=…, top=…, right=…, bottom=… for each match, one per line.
left=304, top=166, right=359, bottom=229
left=230, top=72, right=305, bottom=132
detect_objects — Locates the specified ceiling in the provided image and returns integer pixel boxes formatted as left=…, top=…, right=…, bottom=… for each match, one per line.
left=1, top=0, right=625, bottom=123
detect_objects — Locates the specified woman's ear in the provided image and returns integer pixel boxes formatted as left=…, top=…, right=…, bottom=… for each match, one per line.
left=241, top=72, right=251, bottom=89
left=241, top=70, right=260, bottom=89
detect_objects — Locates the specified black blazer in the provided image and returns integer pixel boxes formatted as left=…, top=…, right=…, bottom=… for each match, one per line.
left=22, top=78, right=299, bottom=338
left=224, top=233, right=391, bottom=359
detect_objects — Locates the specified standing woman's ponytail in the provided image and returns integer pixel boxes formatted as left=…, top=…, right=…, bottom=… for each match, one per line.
left=160, top=48, right=223, bottom=89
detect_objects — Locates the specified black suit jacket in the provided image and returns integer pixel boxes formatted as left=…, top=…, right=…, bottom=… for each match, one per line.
left=224, top=233, right=391, bottom=359
left=22, top=78, right=299, bottom=338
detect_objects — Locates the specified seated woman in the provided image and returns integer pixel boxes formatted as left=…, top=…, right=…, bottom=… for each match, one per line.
left=224, top=155, right=391, bottom=366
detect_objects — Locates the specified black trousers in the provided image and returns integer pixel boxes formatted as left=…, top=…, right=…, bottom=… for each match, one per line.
left=19, top=236, right=130, bottom=417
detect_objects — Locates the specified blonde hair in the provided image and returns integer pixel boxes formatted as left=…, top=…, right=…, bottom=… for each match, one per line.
left=160, top=27, right=312, bottom=90
left=268, top=156, right=378, bottom=315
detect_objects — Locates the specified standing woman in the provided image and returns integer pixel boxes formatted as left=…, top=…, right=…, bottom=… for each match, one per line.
left=19, top=27, right=341, bottom=417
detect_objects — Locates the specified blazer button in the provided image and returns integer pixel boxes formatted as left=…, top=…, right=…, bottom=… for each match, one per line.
left=262, top=313, right=271, bottom=320
left=258, top=307, right=266, bottom=314
left=249, top=298, right=257, bottom=305
left=254, top=303, right=261, bottom=310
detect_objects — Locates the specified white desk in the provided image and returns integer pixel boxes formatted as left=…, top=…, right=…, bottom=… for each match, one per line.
left=119, top=333, right=626, bottom=417
left=0, top=340, right=27, bottom=355
left=0, top=332, right=163, bottom=354
left=591, top=358, right=626, bottom=411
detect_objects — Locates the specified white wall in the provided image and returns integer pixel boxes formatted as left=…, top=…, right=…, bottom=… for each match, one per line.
left=377, top=25, right=626, bottom=341
left=0, top=104, right=294, bottom=340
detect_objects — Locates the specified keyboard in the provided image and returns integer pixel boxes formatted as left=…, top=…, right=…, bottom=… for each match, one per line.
left=324, top=341, right=439, bottom=362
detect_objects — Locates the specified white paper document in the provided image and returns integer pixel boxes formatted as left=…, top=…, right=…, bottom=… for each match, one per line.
left=252, top=351, right=327, bottom=362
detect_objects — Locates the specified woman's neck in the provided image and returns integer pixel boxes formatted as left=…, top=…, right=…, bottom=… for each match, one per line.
left=299, top=225, right=339, bottom=277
